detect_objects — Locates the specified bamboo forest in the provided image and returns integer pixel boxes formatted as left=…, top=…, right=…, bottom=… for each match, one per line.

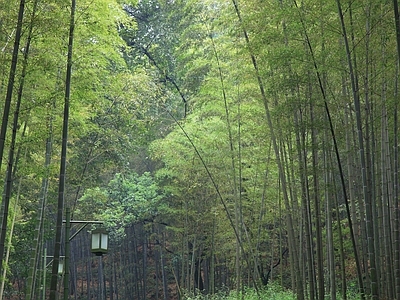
left=2, top=0, right=400, bottom=299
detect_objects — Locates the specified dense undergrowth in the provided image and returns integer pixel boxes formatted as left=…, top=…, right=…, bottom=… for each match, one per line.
left=183, top=283, right=362, bottom=300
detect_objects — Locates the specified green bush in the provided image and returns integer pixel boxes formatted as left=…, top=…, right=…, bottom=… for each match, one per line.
left=182, top=283, right=362, bottom=300
left=183, top=283, right=295, bottom=300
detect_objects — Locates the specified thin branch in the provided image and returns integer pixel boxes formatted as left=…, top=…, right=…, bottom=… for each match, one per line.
left=165, top=107, right=260, bottom=296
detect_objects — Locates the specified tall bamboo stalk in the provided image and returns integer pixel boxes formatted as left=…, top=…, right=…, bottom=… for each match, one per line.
left=392, top=1, right=400, bottom=298
left=49, top=0, right=76, bottom=298
left=336, top=1, right=377, bottom=298
left=0, top=0, right=25, bottom=173
left=230, top=1, right=304, bottom=297
left=290, top=0, right=365, bottom=297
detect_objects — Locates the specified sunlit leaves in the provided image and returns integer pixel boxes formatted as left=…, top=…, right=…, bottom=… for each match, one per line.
left=82, top=172, right=165, bottom=240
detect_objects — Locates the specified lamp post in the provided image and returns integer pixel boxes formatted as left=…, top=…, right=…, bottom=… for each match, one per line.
left=63, top=208, right=71, bottom=300
left=90, top=227, right=108, bottom=300
left=58, top=208, right=108, bottom=300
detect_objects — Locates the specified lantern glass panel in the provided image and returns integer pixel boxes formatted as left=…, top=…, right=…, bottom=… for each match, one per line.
left=58, top=259, right=64, bottom=275
left=101, top=233, right=108, bottom=251
left=91, top=232, right=100, bottom=250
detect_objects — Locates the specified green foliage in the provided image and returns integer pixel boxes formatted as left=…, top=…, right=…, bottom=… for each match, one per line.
left=183, top=284, right=296, bottom=300
left=182, top=284, right=362, bottom=300
left=3, top=0, right=399, bottom=298
left=79, top=171, right=166, bottom=240
left=74, top=187, right=108, bottom=219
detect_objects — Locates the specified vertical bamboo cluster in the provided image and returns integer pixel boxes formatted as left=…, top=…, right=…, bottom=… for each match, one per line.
left=3, top=0, right=400, bottom=299
left=227, top=0, right=400, bottom=299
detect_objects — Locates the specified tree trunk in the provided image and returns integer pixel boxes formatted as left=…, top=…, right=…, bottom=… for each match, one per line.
left=27, top=97, right=53, bottom=300
left=230, top=1, right=303, bottom=297
left=393, top=79, right=400, bottom=299
left=160, top=231, right=168, bottom=300
left=310, top=103, right=325, bottom=300
left=0, top=173, right=23, bottom=299
left=0, top=0, right=27, bottom=279
left=392, top=1, right=400, bottom=298
left=294, top=109, right=315, bottom=300
left=12, top=2, right=39, bottom=297
left=49, top=0, right=76, bottom=298
left=325, top=156, right=336, bottom=300
left=335, top=1, right=377, bottom=298
left=143, top=232, right=148, bottom=300
left=0, top=0, right=25, bottom=173
left=291, top=0, right=365, bottom=296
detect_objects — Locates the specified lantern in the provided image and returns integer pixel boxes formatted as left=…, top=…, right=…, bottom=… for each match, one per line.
left=91, top=227, right=108, bottom=256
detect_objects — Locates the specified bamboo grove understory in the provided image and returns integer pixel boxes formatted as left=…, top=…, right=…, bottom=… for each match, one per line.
left=1, top=0, right=400, bottom=299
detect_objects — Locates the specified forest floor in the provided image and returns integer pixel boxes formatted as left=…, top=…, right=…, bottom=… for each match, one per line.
left=182, top=283, right=362, bottom=300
